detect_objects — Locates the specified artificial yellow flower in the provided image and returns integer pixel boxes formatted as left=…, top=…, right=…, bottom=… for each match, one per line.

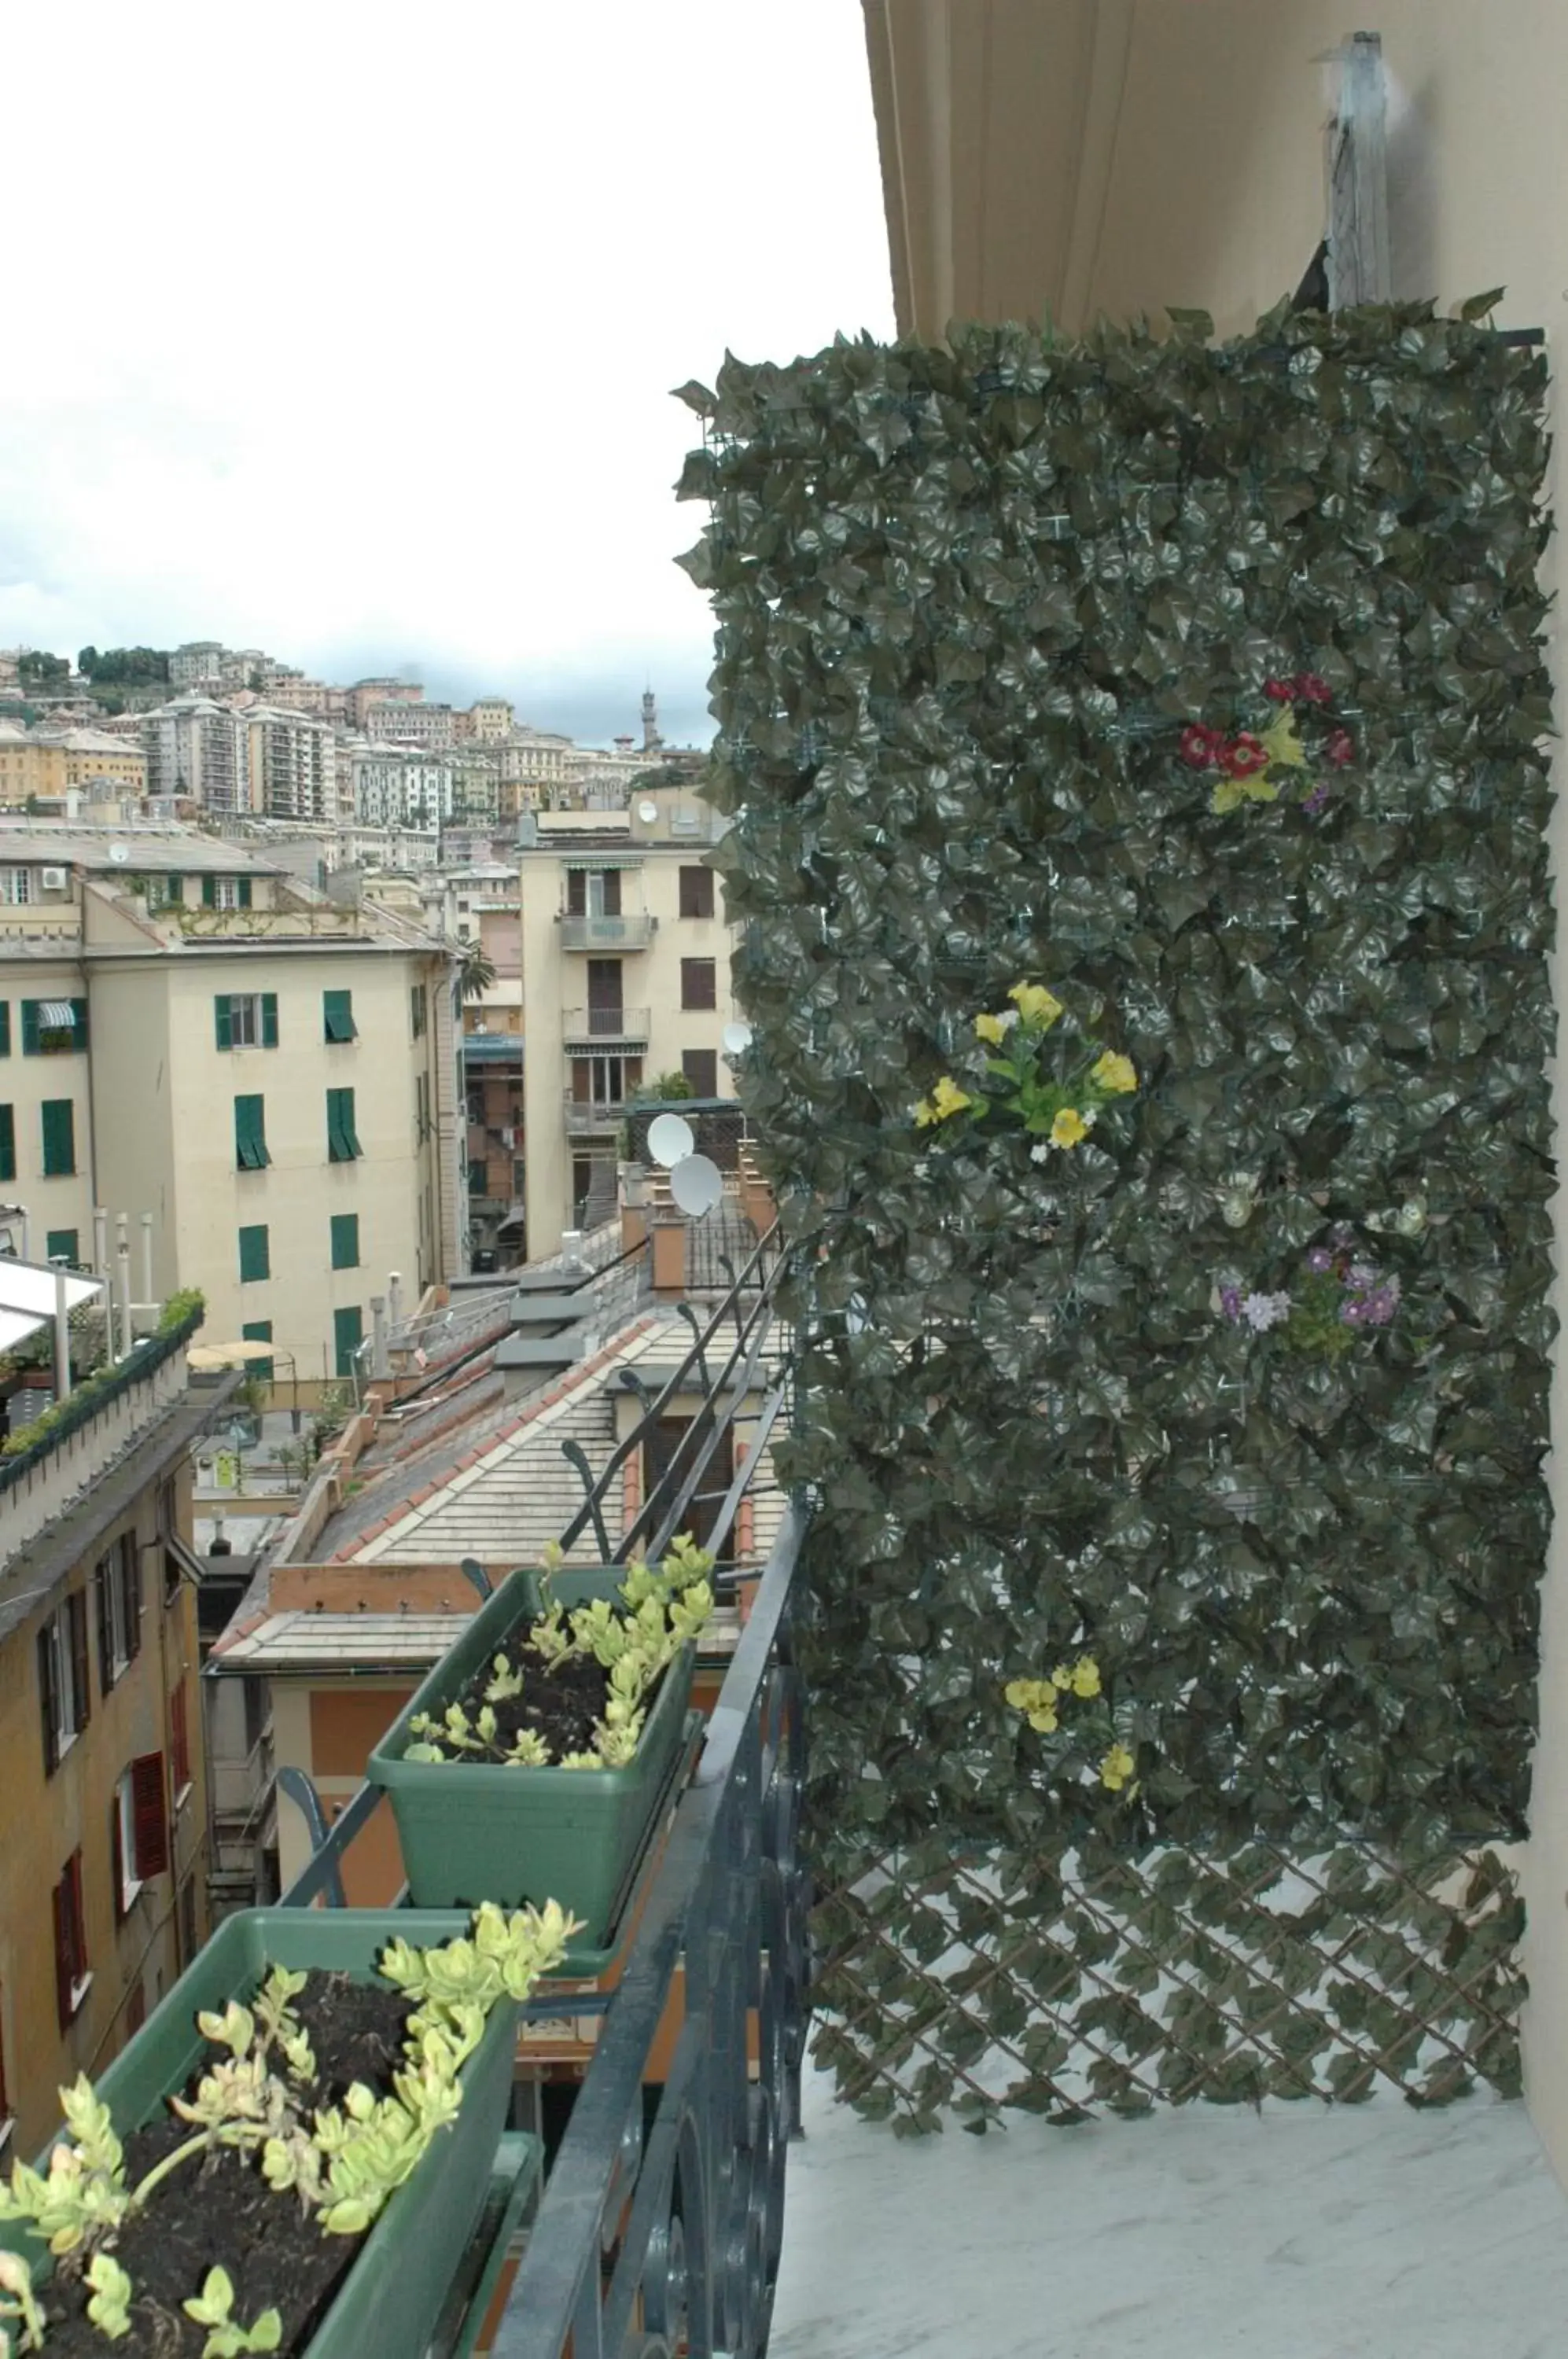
left=1100, top=1743, right=1136, bottom=1792
left=1051, top=1665, right=1073, bottom=1692
left=930, top=1076, right=972, bottom=1121
left=1069, top=1656, right=1101, bottom=1698
left=1090, top=1051, right=1137, bottom=1096
left=974, top=1010, right=1010, bottom=1046
left=1258, top=708, right=1308, bottom=770
left=1050, top=1107, right=1088, bottom=1150
left=1008, top=981, right=1064, bottom=1029
left=1004, top=1678, right=1059, bottom=1733
left=914, top=1097, right=937, bottom=1128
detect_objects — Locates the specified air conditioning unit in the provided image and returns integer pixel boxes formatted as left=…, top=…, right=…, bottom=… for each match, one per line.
left=39, top=867, right=68, bottom=891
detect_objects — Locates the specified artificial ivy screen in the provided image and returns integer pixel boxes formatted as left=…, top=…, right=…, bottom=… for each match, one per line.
left=679, top=300, right=1553, bottom=2124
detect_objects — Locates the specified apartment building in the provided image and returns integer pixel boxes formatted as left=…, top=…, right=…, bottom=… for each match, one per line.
left=518, top=778, right=738, bottom=1256
left=142, top=698, right=336, bottom=824
left=0, top=830, right=461, bottom=1390
left=363, top=700, right=456, bottom=753
left=0, top=1287, right=219, bottom=2152
left=0, top=725, right=149, bottom=808
left=347, top=742, right=454, bottom=833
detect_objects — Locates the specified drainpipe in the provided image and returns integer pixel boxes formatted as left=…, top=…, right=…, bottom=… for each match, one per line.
left=115, top=1213, right=132, bottom=1357
left=93, top=1205, right=109, bottom=1281
left=370, top=1295, right=389, bottom=1380
left=53, top=1264, right=70, bottom=1399
left=140, top=1212, right=155, bottom=1309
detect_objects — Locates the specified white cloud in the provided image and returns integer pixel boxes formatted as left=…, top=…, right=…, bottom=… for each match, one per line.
left=0, top=0, right=895, bottom=739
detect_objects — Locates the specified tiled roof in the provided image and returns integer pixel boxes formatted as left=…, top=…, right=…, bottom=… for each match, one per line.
left=213, top=1611, right=473, bottom=1672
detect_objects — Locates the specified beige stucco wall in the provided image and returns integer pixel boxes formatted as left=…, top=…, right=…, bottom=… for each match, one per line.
left=88, top=947, right=452, bottom=1380
left=0, top=957, right=96, bottom=1256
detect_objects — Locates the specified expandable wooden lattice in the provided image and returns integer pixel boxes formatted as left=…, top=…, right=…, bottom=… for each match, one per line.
left=811, top=1832, right=1523, bottom=2132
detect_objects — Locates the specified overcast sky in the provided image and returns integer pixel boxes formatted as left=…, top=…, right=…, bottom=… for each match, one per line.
left=0, top=1, right=894, bottom=745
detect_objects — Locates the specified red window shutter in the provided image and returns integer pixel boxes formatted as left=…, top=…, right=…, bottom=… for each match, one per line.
left=69, top=1590, right=91, bottom=1730
left=70, top=1852, right=86, bottom=1984
left=131, top=1753, right=169, bottom=1879
left=111, top=1789, right=127, bottom=1920
left=52, top=1876, right=72, bottom=2029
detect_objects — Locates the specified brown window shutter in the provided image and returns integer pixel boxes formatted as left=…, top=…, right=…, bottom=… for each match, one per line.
left=111, top=1790, right=127, bottom=1919
left=131, top=1753, right=169, bottom=1879
left=122, top=1538, right=142, bottom=1664
left=170, top=1680, right=190, bottom=1793
left=566, top=869, right=587, bottom=915
left=682, top=1049, right=718, bottom=1098
left=38, top=1626, right=58, bottom=1778
left=70, top=1853, right=86, bottom=1984
left=69, top=1591, right=90, bottom=1730
left=52, top=1876, right=72, bottom=2028
left=602, top=867, right=622, bottom=916
left=96, top=1559, right=113, bottom=1691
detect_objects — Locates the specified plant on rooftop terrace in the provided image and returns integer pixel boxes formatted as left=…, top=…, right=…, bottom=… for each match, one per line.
left=0, top=1904, right=572, bottom=2357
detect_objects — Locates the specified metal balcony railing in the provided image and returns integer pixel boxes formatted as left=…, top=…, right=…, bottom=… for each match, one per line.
left=562, top=1005, right=651, bottom=1043
left=274, top=1231, right=805, bottom=2355
left=557, top=911, right=655, bottom=951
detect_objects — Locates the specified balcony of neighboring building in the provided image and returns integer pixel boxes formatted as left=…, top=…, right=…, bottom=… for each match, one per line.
left=555, top=861, right=653, bottom=951
left=562, top=1004, right=651, bottom=1047
left=561, top=1088, right=628, bottom=1135
left=557, top=908, right=656, bottom=951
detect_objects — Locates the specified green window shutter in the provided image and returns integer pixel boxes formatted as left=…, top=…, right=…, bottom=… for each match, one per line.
left=166, top=874, right=182, bottom=905
left=0, top=1002, right=9, bottom=1057
left=329, top=1213, right=360, bottom=1270
left=237, top=1224, right=270, bottom=1282
left=41, top=1099, right=75, bottom=1177
left=214, top=995, right=234, bottom=1051
left=410, top=984, right=426, bottom=1039
left=20, top=1002, right=39, bottom=1055
left=333, top=1305, right=363, bottom=1378
left=234, top=1095, right=269, bottom=1170
left=46, top=1230, right=79, bottom=1265
left=322, top=989, right=355, bottom=1043
left=326, top=1087, right=362, bottom=1162
left=237, top=878, right=252, bottom=910
left=0, top=1105, right=14, bottom=1183
left=70, top=1000, right=87, bottom=1051
left=241, top=1320, right=274, bottom=1383
left=201, top=876, right=216, bottom=909
left=261, top=993, right=278, bottom=1048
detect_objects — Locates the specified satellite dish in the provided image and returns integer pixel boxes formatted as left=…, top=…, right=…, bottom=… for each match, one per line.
left=721, top=1021, right=753, bottom=1057
left=108, top=842, right=130, bottom=864
left=669, top=1154, right=723, bottom=1217
left=647, top=1112, right=695, bottom=1168
left=637, top=800, right=659, bottom=824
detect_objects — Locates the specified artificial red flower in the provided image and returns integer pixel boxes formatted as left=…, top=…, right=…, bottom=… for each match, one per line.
left=1326, top=727, right=1355, bottom=767
left=1180, top=723, right=1220, bottom=769
left=1223, top=733, right=1268, bottom=778
left=1263, top=678, right=1294, bottom=701
left=1295, top=673, right=1332, bottom=704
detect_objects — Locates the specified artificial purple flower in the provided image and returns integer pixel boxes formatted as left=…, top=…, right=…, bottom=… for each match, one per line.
left=1305, top=1246, right=1334, bottom=1274
left=1242, top=1290, right=1292, bottom=1333
left=1346, top=1261, right=1378, bottom=1289
left=1340, top=1298, right=1367, bottom=1325
left=1364, top=1286, right=1398, bottom=1326
left=1301, top=781, right=1331, bottom=816
left=1220, top=1285, right=1243, bottom=1322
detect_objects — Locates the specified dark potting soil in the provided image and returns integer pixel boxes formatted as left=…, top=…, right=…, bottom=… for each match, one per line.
left=35, top=1971, right=416, bottom=2359
left=447, top=1632, right=668, bottom=1760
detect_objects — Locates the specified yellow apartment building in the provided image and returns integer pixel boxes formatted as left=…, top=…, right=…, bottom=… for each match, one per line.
left=0, top=832, right=461, bottom=1394
left=0, top=726, right=148, bottom=808
left=518, top=778, right=739, bottom=1256
left=0, top=1299, right=219, bottom=2153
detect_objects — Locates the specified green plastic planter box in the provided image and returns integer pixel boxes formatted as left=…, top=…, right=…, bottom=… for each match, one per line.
left=367, top=1565, right=697, bottom=1937
left=0, top=1909, right=529, bottom=2359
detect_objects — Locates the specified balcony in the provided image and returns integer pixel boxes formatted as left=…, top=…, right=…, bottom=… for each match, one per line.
left=563, top=1006, right=651, bottom=1045
left=557, top=911, right=655, bottom=951
left=562, top=1090, right=627, bottom=1135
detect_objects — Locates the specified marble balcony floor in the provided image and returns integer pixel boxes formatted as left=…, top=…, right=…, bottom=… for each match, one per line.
left=768, top=2064, right=1568, bottom=2358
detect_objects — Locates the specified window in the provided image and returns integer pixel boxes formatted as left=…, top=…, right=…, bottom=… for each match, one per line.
left=38, top=1590, right=91, bottom=1776
left=682, top=1049, right=718, bottom=1099
left=214, top=993, right=278, bottom=1051
left=22, top=999, right=88, bottom=1055
left=322, top=988, right=356, bottom=1043
left=234, top=1094, right=270, bottom=1169
left=53, top=1850, right=89, bottom=2027
left=96, top=1534, right=142, bottom=1695
left=46, top=1229, right=79, bottom=1265
left=41, top=1099, right=76, bottom=1176
left=112, top=1754, right=169, bottom=1917
left=410, top=983, right=428, bottom=1038
left=240, top=1319, right=273, bottom=1382
left=160, top=1477, right=182, bottom=1604
left=0, top=1002, right=9, bottom=1056
left=679, top=865, right=715, bottom=920
left=680, top=959, right=717, bottom=1011
left=0, top=869, right=31, bottom=906
left=170, top=1679, right=193, bottom=1800
left=201, top=875, right=252, bottom=910
left=565, top=867, right=622, bottom=917
left=333, top=1305, right=363, bottom=1378
left=326, top=1087, right=362, bottom=1162
left=330, top=1213, right=359, bottom=1269
left=237, top=1224, right=270, bottom=1283
left=0, top=1106, right=13, bottom=1185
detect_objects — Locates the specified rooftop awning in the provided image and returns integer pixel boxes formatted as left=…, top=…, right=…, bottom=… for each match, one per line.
left=38, top=1000, right=75, bottom=1028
